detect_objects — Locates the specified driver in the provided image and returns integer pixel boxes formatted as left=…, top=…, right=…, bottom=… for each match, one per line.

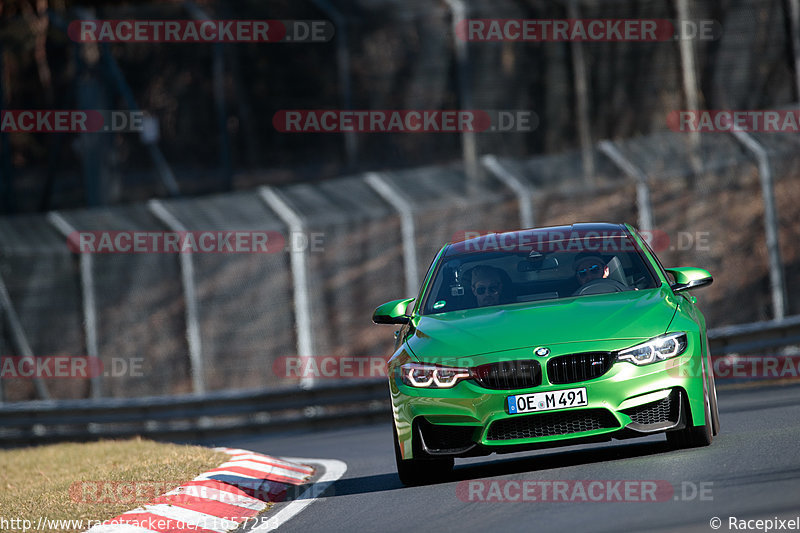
left=574, top=253, right=610, bottom=286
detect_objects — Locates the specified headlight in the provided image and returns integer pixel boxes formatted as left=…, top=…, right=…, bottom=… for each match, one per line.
left=400, top=363, right=471, bottom=388
left=617, top=332, right=688, bottom=365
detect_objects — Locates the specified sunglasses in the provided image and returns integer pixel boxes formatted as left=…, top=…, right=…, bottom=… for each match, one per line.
left=576, top=264, right=602, bottom=277
left=474, top=284, right=500, bottom=296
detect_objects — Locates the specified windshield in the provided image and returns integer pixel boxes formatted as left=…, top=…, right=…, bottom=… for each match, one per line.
left=421, top=232, right=659, bottom=315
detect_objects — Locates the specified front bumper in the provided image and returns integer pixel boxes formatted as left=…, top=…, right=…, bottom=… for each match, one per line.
left=390, top=345, right=705, bottom=460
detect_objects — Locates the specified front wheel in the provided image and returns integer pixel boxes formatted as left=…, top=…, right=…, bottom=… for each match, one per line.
left=667, top=386, right=713, bottom=449
left=708, top=357, right=721, bottom=436
left=393, top=422, right=454, bottom=486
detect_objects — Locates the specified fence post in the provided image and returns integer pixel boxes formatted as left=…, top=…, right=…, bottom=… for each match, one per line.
left=0, top=43, right=13, bottom=215
left=184, top=2, right=233, bottom=190
left=482, top=155, right=535, bottom=229
left=312, top=0, right=357, bottom=168
left=789, top=0, right=800, bottom=102
left=47, top=212, right=101, bottom=398
left=567, top=0, right=596, bottom=184
left=0, top=272, right=52, bottom=401
left=731, top=131, right=788, bottom=320
left=365, top=172, right=420, bottom=296
left=98, top=42, right=180, bottom=197
left=444, top=0, right=481, bottom=194
left=148, top=200, right=206, bottom=394
left=598, top=141, right=654, bottom=231
left=259, top=187, right=316, bottom=389
left=676, top=0, right=702, bottom=175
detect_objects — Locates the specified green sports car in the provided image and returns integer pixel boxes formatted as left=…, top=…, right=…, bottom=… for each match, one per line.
left=373, top=223, right=720, bottom=485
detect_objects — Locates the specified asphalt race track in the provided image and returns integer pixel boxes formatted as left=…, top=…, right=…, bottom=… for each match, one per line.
left=202, top=383, right=800, bottom=533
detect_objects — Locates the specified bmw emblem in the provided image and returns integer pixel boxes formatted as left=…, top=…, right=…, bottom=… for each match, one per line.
left=534, top=347, right=550, bottom=357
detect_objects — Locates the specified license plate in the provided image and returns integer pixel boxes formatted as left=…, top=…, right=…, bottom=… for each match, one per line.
left=507, top=387, right=588, bottom=414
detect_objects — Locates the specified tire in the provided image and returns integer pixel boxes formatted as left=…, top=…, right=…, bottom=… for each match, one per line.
left=667, top=385, right=713, bottom=449
left=393, top=421, right=454, bottom=486
left=708, top=357, right=721, bottom=436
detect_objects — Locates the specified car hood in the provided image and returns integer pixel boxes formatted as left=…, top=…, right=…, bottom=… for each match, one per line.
left=406, top=285, right=679, bottom=361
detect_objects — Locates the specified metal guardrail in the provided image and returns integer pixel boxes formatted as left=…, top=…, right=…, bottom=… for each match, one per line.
left=0, top=379, right=388, bottom=447
left=1, top=315, right=799, bottom=446
left=707, top=314, right=800, bottom=355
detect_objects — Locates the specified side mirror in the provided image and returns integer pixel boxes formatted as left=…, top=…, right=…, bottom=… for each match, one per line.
left=665, top=267, right=713, bottom=293
left=372, top=298, right=415, bottom=325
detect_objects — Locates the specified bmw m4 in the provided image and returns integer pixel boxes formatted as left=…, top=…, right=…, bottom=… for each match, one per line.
left=373, top=223, right=719, bottom=485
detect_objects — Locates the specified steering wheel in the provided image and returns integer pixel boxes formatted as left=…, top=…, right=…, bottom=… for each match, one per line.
left=573, top=278, right=628, bottom=296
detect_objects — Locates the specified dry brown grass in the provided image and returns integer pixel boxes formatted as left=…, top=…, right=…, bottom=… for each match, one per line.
left=0, top=438, right=228, bottom=532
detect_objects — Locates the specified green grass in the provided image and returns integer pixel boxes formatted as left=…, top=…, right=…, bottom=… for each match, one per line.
left=0, top=438, right=229, bottom=533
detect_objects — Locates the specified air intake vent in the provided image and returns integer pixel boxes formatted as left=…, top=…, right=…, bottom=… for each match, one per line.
left=547, top=352, right=613, bottom=384
left=471, top=360, right=542, bottom=390
left=487, top=409, right=619, bottom=441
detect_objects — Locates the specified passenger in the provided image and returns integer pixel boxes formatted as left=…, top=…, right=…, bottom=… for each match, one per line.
left=471, top=265, right=505, bottom=307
